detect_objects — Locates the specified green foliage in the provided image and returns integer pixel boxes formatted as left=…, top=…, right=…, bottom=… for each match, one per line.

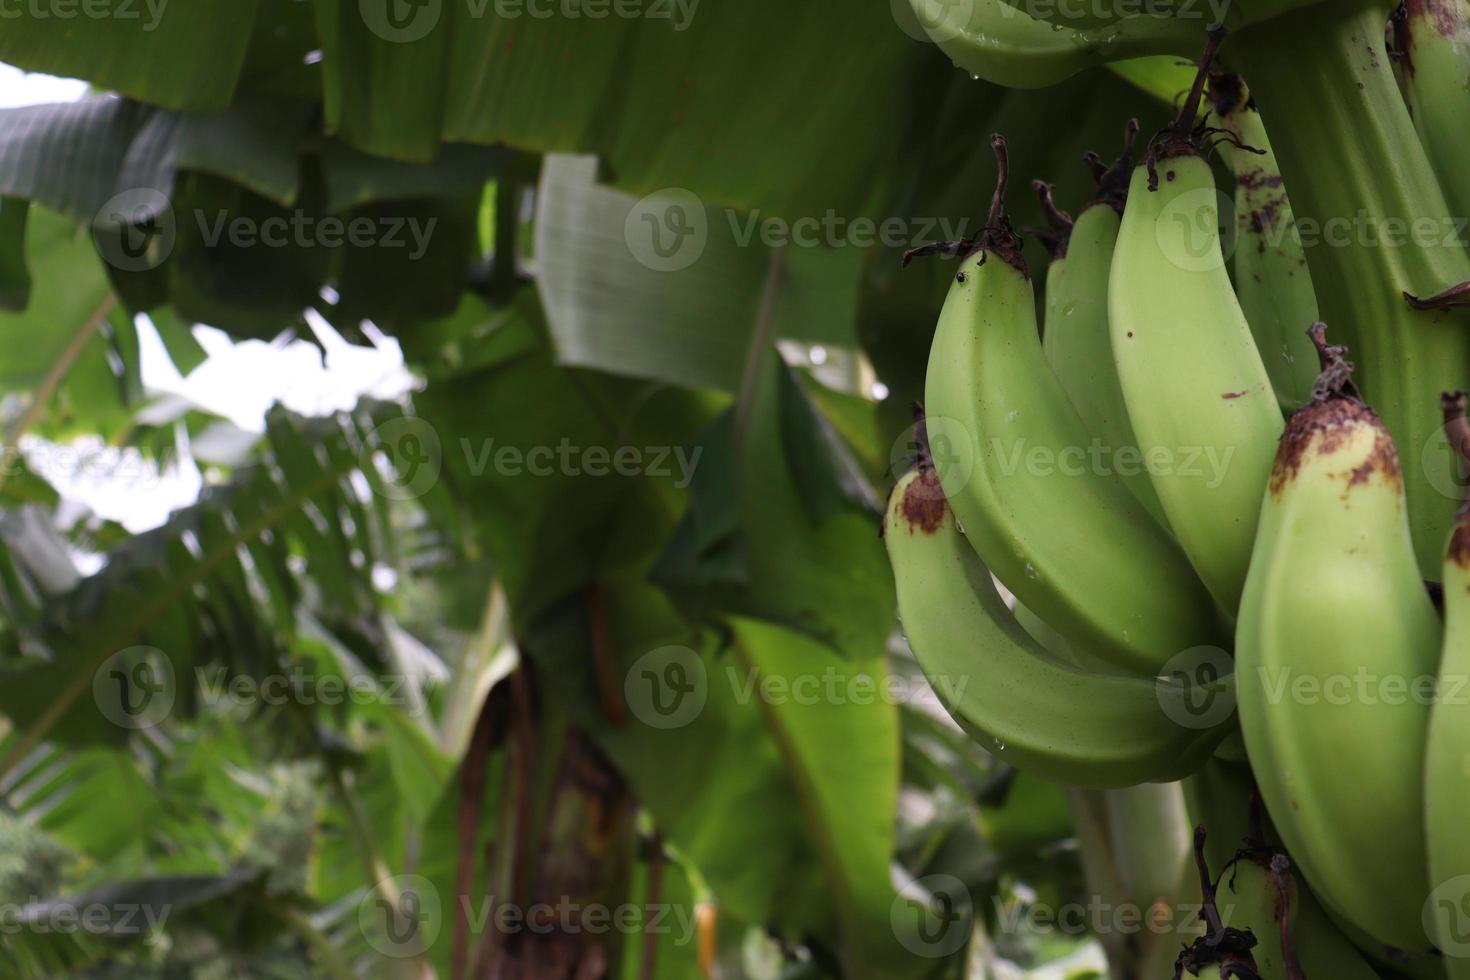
left=0, top=8, right=1132, bottom=976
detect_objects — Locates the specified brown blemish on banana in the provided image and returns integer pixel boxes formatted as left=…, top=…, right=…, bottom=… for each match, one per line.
left=1407, top=0, right=1464, bottom=39
left=899, top=469, right=947, bottom=535
left=1447, top=523, right=1470, bottom=569
left=1269, top=397, right=1402, bottom=498
left=1270, top=324, right=1402, bottom=497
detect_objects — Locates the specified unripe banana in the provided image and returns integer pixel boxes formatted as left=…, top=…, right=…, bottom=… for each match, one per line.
left=1236, top=328, right=1440, bottom=952
left=884, top=466, right=1234, bottom=788
left=1397, top=0, right=1470, bottom=230
left=1184, top=760, right=1382, bottom=980
left=1038, top=126, right=1168, bottom=525
left=1109, top=35, right=1285, bottom=613
left=1424, top=391, right=1470, bottom=978
left=922, top=135, right=1223, bottom=674
left=906, top=0, right=1196, bottom=88
left=1207, top=74, right=1321, bottom=412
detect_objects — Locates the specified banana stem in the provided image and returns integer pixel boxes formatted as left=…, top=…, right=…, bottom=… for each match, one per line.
left=1228, top=2, right=1470, bottom=574
left=1171, top=25, right=1228, bottom=139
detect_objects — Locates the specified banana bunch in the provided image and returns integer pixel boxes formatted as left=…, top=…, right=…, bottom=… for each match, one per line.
left=920, top=134, right=1225, bottom=675
left=884, top=4, right=1470, bottom=976
left=887, top=22, right=1470, bottom=969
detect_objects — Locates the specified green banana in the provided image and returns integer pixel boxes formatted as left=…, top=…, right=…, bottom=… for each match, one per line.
left=1235, top=329, right=1440, bottom=953
left=884, top=465, right=1235, bottom=788
left=1109, top=36, right=1285, bottom=614
left=1207, top=74, right=1321, bottom=412
left=1425, top=391, right=1470, bottom=978
left=1183, top=760, right=1383, bottom=980
left=906, top=0, right=1196, bottom=88
left=1397, top=0, right=1470, bottom=230
left=921, top=135, right=1223, bottom=674
left=1231, top=0, right=1470, bottom=577
left=1038, top=125, right=1168, bottom=525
